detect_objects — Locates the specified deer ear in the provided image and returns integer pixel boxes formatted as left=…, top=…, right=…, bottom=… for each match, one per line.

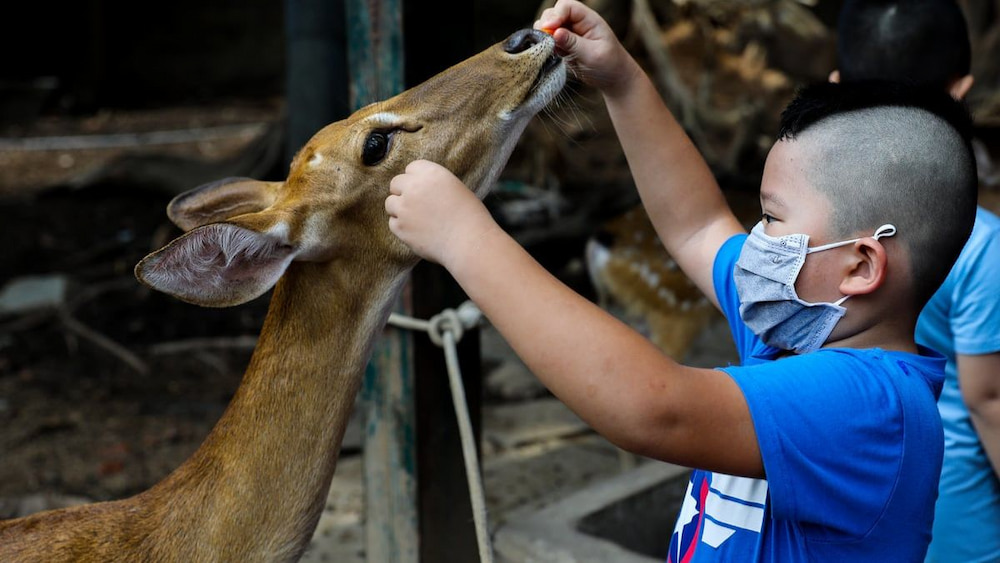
left=167, top=177, right=282, bottom=231
left=135, top=221, right=297, bottom=307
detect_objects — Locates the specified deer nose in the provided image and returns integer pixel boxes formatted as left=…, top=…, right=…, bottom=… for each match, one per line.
left=503, top=29, right=548, bottom=55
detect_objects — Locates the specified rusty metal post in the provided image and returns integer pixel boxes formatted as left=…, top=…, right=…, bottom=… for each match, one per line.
left=346, top=1, right=417, bottom=561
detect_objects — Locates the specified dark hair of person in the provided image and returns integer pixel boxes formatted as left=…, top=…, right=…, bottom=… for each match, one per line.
left=778, top=81, right=974, bottom=143
left=837, top=0, right=971, bottom=90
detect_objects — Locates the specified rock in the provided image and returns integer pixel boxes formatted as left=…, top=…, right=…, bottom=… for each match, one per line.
left=0, top=275, right=68, bottom=316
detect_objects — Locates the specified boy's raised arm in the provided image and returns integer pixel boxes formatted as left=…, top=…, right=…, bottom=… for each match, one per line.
left=538, top=0, right=744, bottom=307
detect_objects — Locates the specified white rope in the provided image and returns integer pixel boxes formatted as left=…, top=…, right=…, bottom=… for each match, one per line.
left=386, top=301, right=493, bottom=563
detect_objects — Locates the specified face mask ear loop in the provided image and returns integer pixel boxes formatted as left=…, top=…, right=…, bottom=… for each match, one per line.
left=807, top=238, right=859, bottom=254
left=806, top=224, right=899, bottom=254
left=873, top=224, right=897, bottom=240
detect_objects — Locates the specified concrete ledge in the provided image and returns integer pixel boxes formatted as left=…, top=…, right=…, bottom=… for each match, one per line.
left=494, top=462, right=691, bottom=563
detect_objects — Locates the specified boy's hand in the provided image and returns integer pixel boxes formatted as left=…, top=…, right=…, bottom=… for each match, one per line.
left=535, top=0, right=638, bottom=95
left=385, top=160, right=496, bottom=267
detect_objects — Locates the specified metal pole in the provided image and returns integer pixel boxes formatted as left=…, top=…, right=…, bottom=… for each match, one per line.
left=345, top=1, right=418, bottom=561
left=285, top=0, right=350, bottom=165
left=401, top=1, right=481, bottom=559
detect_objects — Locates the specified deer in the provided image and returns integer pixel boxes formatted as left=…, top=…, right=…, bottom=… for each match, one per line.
left=585, top=206, right=718, bottom=361
left=0, top=28, right=566, bottom=562
left=584, top=190, right=760, bottom=362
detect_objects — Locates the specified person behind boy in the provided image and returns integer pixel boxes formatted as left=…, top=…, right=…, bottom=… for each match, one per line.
left=835, top=2, right=1000, bottom=561
left=384, top=1, right=977, bottom=559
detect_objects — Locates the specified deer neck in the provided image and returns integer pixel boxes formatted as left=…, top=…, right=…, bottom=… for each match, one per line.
left=147, top=259, right=409, bottom=560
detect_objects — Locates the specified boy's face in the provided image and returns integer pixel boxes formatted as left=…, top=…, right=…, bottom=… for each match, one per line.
left=758, top=139, right=847, bottom=304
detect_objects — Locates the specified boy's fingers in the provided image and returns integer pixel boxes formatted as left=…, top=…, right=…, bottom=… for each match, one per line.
left=554, top=0, right=601, bottom=35
left=538, top=0, right=591, bottom=33
left=384, top=194, right=400, bottom=216
left=553, top=28, right=578, bottom=54
left=388, top=176, right=404, bottom=196
left=536, top=7, right=562, bottom=29
left=405, top=159, right=430, bottom=174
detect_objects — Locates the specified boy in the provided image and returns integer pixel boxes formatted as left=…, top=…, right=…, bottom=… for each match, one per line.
left=384, top=1, right=977, bottom=559
left=834, top=1, right=1000, bottom=561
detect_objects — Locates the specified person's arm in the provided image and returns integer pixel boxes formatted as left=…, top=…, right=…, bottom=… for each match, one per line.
left=600, top=64, right=743, bottom=308
left=385, top=161, right=764, bottom=477
left=958, top=352, right=1000, bottom=477
left=537, top=0, right=744, bottom=307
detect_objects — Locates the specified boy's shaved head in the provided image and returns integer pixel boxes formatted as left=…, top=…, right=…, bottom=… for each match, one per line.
left=837, top=0, right=970, bottom=90
left=779, top=82, right=976, bottom=306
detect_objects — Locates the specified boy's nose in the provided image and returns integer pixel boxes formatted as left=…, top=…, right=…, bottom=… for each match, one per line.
left=502, top=29, right=548, bottom=55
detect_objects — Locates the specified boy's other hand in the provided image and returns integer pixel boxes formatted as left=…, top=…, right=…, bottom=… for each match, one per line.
left=385, top=160, right=496, bottom=267
left=535, top=0, right=638, bottom=95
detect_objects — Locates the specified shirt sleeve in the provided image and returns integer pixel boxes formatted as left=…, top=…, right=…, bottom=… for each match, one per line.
left=713, top=233, right=779, bottom=364
left=721, top=350, right=903, bottom=537
left=713, top=234, right=757, bottom=362
left=949, top=220, right=1000, bottom=355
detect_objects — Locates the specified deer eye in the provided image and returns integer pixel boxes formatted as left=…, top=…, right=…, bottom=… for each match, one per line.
left=362, top=130, right=393, bottom=166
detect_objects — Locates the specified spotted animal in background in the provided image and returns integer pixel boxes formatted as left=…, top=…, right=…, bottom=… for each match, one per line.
left=585, top=191, right=758, bottom=361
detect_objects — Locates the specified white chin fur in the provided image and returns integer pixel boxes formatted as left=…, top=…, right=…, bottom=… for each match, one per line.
left=472, top=61, right=567, bottom=197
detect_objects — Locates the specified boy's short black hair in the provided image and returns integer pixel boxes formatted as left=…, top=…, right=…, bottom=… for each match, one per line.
left=778, top=81, right=974, bottom=143
left=837, top=0, right=971, bottom=90
left=776, top=81, right=977, bottom=308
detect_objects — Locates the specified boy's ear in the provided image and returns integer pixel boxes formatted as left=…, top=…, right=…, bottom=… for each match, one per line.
left=135, top=216, right=297, bottom=307
left=167, top=177, right=283, bottom=231
left=838, top=238, right=888, bottom=297
left=828, top=70, right=840, bottom=84
left=948, top=74, right=974, bottom=101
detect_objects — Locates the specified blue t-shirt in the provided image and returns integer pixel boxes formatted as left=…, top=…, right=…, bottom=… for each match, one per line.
left=667, top=234, right=946, bottom=562
left=917, top=207, right=1000, bottom=563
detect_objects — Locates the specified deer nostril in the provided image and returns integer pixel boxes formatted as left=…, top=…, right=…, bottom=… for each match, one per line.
left=503, top=29, right=546, bottom=55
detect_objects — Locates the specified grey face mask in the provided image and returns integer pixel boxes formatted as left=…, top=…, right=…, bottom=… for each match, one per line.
left=733, top=222, right=897, bottom=354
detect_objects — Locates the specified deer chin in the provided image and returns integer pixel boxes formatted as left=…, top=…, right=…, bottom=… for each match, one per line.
left=470, top=55, right=566, bottom=199
left=522, top=53, right=566, bottom=116
left=503, top=53, right=566, bottom=123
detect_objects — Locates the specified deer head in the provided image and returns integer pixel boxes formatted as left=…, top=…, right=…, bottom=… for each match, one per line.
left=135, top=29, right=566, bottom=307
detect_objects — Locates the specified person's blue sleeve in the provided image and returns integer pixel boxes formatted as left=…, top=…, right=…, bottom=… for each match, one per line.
left=713, top=233, right=778, bottom=363
left=950, top=215, right=1000, bottom=355
left=713, top=234, right=755, bottom=360
left=722, top=351, right=903, bottom=537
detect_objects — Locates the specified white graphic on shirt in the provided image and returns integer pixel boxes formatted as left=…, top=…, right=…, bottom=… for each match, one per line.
left=702, top=520, right=736, bottom=548
left=674, top=474, right=768, bottom=550
left=677, top=480, right=699, bottom=530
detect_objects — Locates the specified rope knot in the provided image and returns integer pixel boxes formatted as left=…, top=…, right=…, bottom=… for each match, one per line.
left=428, top=309, right=464, bottom=346
left=386, top=300, right=482, bottom=347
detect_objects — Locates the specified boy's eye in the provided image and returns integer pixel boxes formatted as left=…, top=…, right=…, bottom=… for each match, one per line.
left=761, top=213, right=777, bottom=224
